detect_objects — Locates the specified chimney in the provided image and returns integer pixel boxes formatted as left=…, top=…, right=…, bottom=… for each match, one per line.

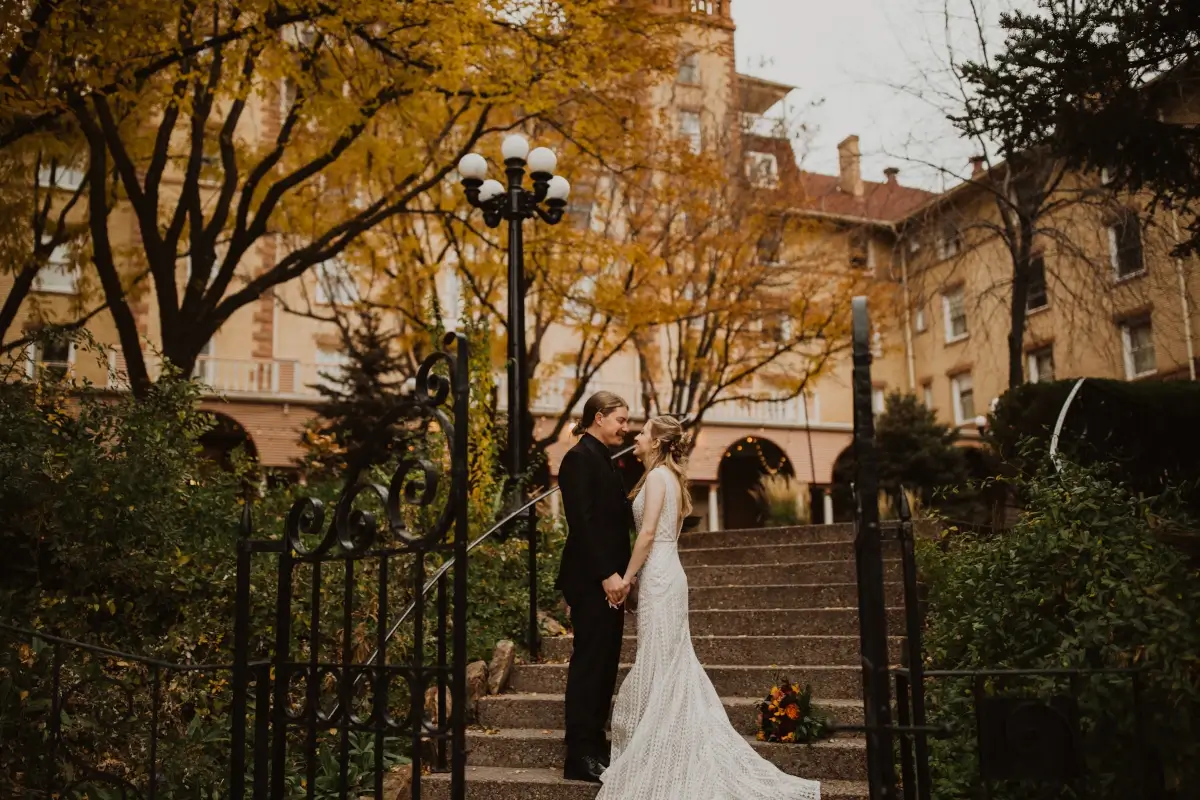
left=883, top=166, right=900, bottom=186
left=970, top=156, right=986, bottom=178
left=837, top=135, right=863, bottom=198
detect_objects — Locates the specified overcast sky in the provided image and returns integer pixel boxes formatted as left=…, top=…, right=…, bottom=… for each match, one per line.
left=732, top=0, right=1022, bottom=192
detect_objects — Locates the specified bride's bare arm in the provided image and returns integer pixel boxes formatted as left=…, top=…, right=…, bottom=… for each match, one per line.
left=623, top=470, right=666, bottom=587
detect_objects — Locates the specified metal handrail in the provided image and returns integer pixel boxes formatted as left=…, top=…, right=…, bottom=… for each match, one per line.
left=362, top=443, right=636, bottom=669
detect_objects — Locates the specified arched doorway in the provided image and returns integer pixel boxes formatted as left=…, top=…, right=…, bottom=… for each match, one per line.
left=199, top=412, right=258, bottom=472
left=717, top=436, right=794, bottom=530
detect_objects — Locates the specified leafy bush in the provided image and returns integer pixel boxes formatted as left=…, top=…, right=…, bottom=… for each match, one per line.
left=918, top=458, right=1200, bottom=799
left=0, top=331, right=563, bottom=797
left=989, top=378, right=1200, bottom=515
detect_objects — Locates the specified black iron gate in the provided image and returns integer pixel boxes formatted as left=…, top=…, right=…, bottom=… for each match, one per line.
left=847, top=300, right=1167, bottom=800
left=229, top=332, right=470, bottom=800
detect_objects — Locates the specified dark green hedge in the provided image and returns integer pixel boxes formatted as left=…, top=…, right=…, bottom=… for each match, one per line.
left=989, top=378, right=1200, bottom=512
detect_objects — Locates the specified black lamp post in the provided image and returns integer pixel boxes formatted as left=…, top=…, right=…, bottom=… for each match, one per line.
left=458, top=134, right=570, bottom=654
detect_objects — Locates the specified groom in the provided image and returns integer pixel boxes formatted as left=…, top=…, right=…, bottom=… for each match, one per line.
left=555, top=390, right=633, bottom=783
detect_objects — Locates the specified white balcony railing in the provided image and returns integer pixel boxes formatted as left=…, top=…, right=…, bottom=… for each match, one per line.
left=184, top=358, right=822, bottom=428
left=498, top=373, right=819, bottom=428
left=192, top=356, right=331, bottom=400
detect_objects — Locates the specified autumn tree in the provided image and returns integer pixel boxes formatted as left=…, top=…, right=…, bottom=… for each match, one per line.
left=0, top=0, right=680, bottom=396
left=957, top=0, right=1200, bottom=257
left=894, top=1, right=1160, bottom=389
left=298, top=81, right=687, bottom=474
left=628, top=120, right=867, bottom=432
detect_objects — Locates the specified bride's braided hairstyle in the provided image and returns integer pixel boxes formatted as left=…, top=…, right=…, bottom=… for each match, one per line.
left=629, top=415, right=694, bottom=520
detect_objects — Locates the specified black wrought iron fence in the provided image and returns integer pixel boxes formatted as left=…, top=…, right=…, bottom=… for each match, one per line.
left=0, top=621, right=241, bottom=799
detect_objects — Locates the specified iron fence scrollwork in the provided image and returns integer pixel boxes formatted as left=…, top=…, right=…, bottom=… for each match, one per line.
left=229, top=331, right=471, bottom=800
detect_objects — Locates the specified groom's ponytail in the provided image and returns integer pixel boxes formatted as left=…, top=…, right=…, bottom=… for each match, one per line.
left=573, top=391, right=628, bottom=436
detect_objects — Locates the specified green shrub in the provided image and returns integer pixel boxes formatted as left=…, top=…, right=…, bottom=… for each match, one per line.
left=918, top=458, right=1200, bottom=799
left=989, top=378, right=1200, bottom=515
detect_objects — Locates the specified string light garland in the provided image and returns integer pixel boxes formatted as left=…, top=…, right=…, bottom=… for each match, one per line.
left=723, top=436, right=789, bottom=476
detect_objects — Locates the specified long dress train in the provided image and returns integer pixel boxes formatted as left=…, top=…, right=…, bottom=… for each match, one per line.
left=596, top=466, right=821, bottom=800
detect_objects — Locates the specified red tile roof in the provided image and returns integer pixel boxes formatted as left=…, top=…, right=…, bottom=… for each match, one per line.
left=792, top=170, right=936, bottom=224
left=742, top=133, right=936, bottom=225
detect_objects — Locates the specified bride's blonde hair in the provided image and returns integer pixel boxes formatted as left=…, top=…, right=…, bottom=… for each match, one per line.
left=629, top=415, right=694, bottom=519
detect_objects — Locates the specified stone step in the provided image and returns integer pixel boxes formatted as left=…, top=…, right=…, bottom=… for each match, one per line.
left=464, top=728, right=865, bottom=781
left=685, top=560, right=902, bottom=587
left=680, top=541, right=897, bottom=567
left=681, top=607, right=902, bottom=637
left=424, top=767, right=869, bottom=799
left=539, top=633, right=901, bottom=666
left=685, top=582, right=902, bottom=610
left=679, top=524, right=855, bottom=550
left=509, top=663, right=862, bottom=699
left=478, top=693, right=865, bottom=734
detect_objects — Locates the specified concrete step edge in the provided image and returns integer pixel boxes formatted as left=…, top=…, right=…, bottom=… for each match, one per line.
left=467, top=728, right=866, bottom=749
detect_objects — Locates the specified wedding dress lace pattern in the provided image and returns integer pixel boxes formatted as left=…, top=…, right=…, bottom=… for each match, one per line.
left=597, top=466, right=821, bottom=800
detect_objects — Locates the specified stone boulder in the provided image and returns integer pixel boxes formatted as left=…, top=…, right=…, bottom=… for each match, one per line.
left=538, top=610, right=567, bottom=637
left=466, top=659, right=488, bottom=720
left=488, top=640, right=516, bottom=695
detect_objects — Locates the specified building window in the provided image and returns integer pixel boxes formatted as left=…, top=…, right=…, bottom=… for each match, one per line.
left=33, top=240, right=79, bottom=294
left=679, top=110, right=702, bottom=154
left=744, top=151, right=779, bottom=189
left=38, top=163, right=85, bottom=191
left=914, top=303, right=928, bottom=333
left=872, top=387, right=886, bottom=416
left=1027, top=346, right=1055, bottom=383
left=922, top=381, right=934, bottom=410
left=942, top=286, right=968, bottom=342
left=763, top=313, right=792, bottom=343
left=678, top=51, right=701, bottom=85
left=908, top=235, right=922, bottom=254
left=315, top=260, right=359, bottom=306
left=315, top=347, right=352, bottom=389
left=27, top=338, right=74, bottom=381
left=849, top=229, right=874, bottom=270
left=1107, top=209, right=1144, bottom=279
left=1026, top=253, right=1049, bottom=311
left=936, top=221, right=962, bottom=261
left=193, top=339, right=215, bottom=384
left=951, top=373, right=975, bottom=425
left=1120, top=316, right=1156, bottom=379
left=756, top=227, right=782, bottom=265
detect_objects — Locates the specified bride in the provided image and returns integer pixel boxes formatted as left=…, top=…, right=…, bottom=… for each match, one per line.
left=597, top=415, right=821, bottom=800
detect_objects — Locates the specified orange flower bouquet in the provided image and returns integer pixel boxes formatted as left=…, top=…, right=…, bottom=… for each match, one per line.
left=756, top=679, right=832, bottom=744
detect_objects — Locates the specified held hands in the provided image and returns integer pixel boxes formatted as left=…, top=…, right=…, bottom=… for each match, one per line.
left=602, top=573, right=627, bottom=607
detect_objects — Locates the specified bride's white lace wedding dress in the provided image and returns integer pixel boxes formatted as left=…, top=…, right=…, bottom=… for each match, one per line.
left=597, top=466, right=821, bottom=800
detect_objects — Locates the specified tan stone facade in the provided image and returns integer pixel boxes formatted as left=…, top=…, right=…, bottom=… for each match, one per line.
left=6, top=2, right=1196, bottom=530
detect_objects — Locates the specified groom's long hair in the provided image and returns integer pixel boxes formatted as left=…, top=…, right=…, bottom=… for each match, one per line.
left=630, top=415, right=694, bottom=520
left=572, top=391, right=628, bottom=436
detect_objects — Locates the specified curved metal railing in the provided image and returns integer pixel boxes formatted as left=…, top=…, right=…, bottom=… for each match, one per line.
left=361, top=443, right=636, bottom=671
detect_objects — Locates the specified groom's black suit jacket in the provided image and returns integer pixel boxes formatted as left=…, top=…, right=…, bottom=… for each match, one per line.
left=555, top=433, right=633, bottom=597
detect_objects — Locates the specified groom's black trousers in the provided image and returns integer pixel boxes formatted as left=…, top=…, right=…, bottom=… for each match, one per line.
left=564, top=587, right=625, bottom=758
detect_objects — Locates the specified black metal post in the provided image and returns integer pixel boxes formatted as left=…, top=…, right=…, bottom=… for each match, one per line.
left=897, top=491, right=931, bottom=800
left=230, top=504, right=253, bottom=799
left=851, top=297, right=899, bottom=800
left=463, top=147, right=565, bottom=661
left=450, top=332, right=471, bottom=800
left=505, top=159, right=528, bottom=486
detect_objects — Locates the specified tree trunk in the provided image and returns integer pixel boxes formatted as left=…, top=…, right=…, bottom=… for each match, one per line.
left=0, top=265, right=40, bottom=345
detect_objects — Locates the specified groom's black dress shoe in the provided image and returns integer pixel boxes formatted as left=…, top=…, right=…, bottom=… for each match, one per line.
left=563, top=754, right=606, bottom=783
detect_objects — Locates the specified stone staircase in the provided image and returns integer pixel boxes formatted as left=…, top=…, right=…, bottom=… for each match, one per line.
left=426, top=522, right=902, bottom=799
